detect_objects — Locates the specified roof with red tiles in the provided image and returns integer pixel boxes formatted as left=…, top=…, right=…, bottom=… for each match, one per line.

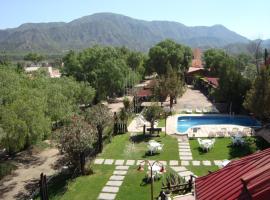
left=136, top=89, right=152, bottom=97
left=205, top=77, right=219, bottom=88
left=195, top=148, right=270, bottom=200
left=191, top=59, right=203, bottom=68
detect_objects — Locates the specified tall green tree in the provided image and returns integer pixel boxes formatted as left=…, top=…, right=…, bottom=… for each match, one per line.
left=24, top=53, right=44, bottom=64
left=147, top=39, right=192, bottom=75
left=62, top=46, right=144, bottom=102
left=0, top=66, right=95, bottom=153
left=58, top=115, right=97, bottom=175
left=244, top=68, right=270, bottom=121
left=203, top=49, right=226, bottom=76
left=143, top=104, right=162, bottom=131
left=155, top=65, right=185, bottom=109
left=214, top=57, right=251, bottom=113
left=85, top=104, right=112, bottom=153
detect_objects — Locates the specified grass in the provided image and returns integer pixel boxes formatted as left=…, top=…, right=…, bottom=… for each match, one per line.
left=99, top=132, right=179, bottom=161
left=157, top=118, right=165, bottom=127
left=186, top=166, right=219, bottom=177
left=35, top=165, right=115, bottom=200
left=116, top=166, right=176, bottom=200
left=189, top=137, right=270, bottom=161
left=0, top=162, right=17, bottom=180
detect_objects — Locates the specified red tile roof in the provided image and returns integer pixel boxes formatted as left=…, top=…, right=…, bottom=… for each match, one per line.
left=136, top=89, right=152, bottom=97
left=195, top=148, right=270, bottom=200
left=187, top=67, right=204, bottom=74
left=205, top=77, right=219, bottom=88
left=191, top=59, right=203, bottom=68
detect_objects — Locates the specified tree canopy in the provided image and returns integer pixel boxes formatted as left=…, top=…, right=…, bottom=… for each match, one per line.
left=58, top=115, right=97, bottom=175
left=147, top=39, right=192, bottom=75
left=244, top=68, right=270, bottom=121
left=62, top=46, right=145, bottom=101
left=24, top=52, right=44, bottom=64
left=85, top=103, right=112, bottom=153
left=0, top=65, right=95, bottom=153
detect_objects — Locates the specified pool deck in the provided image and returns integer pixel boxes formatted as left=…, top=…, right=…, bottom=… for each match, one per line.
left=166, top=114, right=256, bottom=137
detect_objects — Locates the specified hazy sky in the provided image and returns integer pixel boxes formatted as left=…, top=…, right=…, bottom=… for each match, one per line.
left=1, top=0, right=270, bottom=39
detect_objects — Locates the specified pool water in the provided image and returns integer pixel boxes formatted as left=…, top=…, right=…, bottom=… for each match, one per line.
left=177, top=115, right=261, bottom=133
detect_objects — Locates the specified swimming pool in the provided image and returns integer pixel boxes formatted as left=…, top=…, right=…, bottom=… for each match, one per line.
left=177, top=115, right=261, bottom=133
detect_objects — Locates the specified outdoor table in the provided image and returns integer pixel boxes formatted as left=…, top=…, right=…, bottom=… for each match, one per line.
left=148, top=141, right=161, bottom=154
left=200, top=139, right=214, bottom=151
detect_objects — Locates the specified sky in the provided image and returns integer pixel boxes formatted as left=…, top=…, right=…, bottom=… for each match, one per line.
left=1, top=0, right=270, bottom=40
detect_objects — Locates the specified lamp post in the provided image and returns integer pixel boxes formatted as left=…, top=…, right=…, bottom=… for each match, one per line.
left=163, top=107, right=171, bottom=136
left=137, top=160, right=166, bottom=200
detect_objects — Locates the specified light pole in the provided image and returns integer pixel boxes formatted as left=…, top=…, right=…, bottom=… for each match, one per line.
left=163, top=107, right=170, bottom=136
left=137, top=160, right=166, bottom=200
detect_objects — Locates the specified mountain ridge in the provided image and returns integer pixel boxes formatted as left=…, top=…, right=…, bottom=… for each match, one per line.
left=0, top=12, right=268, bottom=53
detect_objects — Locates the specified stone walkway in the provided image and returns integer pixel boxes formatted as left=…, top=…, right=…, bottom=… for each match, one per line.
left=94, top=158, right=223, bottom=167
left=98, top=165, right=129, bottom=200
left=178, top=139, right=193, bottom=160
left=171, top=166, right=194, bottom=181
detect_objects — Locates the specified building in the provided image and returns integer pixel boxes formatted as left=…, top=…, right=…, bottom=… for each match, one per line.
left=195, top=148, right=270, bottom=200
left=24, top=66, right=61, bottom=78
left=186, top=48, right=205, bottom=84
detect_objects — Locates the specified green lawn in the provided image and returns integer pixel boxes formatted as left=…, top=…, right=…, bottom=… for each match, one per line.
left=189, top=137, right=269, bottom=161
left=116, top=166, right=177, bottom=200
left=157, top=118, right=165, bottom=127
left=35, top=165, right=115, bottom=200
left=186, top=166, right=219, bottom=177
left=99, top=132, right=179, bottom=161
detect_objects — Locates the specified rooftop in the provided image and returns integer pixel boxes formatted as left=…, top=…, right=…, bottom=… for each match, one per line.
left=195, top=148, right=270, bottom=200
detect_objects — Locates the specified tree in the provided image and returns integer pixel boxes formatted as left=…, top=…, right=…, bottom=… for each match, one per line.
left=0, top=66, right=95, bottom=153
left=85, top=104, right=112, bottom=153
left=155, top=65, right=185, bottom=109
left=203, top=49, right=226, bottom=76
left=214, top=57, right=251, bottom=113
left=62, top=46, right=145, bottom=102
left=143, top=104, right=162, bottom=132
left=24, top=53, right=44, bottom=64
left=244, top=68, right=270, bottom=121
left=147, top=39, right=192, bottom=75
left=264, top=49, right=269, bottom=66
left=58, top=115, right=97, bottom=175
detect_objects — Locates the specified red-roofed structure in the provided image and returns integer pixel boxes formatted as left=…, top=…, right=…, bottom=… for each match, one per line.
left=204, top=77, right=219, bottom=88
left=195, top=148, right=270, bottom=200
left=136, top=89, right=152, bottom=97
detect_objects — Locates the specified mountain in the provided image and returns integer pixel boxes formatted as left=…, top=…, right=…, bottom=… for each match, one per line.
left=0, top=13, right=254, bottom=53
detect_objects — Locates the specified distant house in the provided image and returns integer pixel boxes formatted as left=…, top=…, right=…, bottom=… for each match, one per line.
left=24, top=66, right=61, bottom=78
left=195, top=148, right=270, bottom=200
left=186, top=48, right=205, bottom=84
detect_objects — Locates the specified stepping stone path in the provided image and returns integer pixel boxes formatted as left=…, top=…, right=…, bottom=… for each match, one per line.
left=98, top=166, right=129, bottom=200
left=171, top=166, right=195, bottom=181
left=94, top=158, right=221, bottom=167
left=178, top=139, right=193, bottom=160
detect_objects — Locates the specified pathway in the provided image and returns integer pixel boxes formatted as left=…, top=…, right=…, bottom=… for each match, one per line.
left=170, top=166, right=194, bottom=181
left=174, top=87, right=217, bottom=113
left=178, top=139, right=193, bottom=161
left=0, top=147, right=61, bottom=200
left=98, top=165, right=129, bottom=200
left=94, top=158, right=223, bottom=167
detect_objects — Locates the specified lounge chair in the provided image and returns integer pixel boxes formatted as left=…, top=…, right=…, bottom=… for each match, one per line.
left=185, top=108, right=192, bottom=114
left=195, top=108, right=202, bottom=113
left=208, top=131, right=216, bottom=138
left=202, top=108, right=208, bottom=113
left=241, top=127, right=251, bottom=136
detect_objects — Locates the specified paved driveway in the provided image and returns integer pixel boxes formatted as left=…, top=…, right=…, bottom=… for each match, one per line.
left=174, top=87, right=215, bottom=112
